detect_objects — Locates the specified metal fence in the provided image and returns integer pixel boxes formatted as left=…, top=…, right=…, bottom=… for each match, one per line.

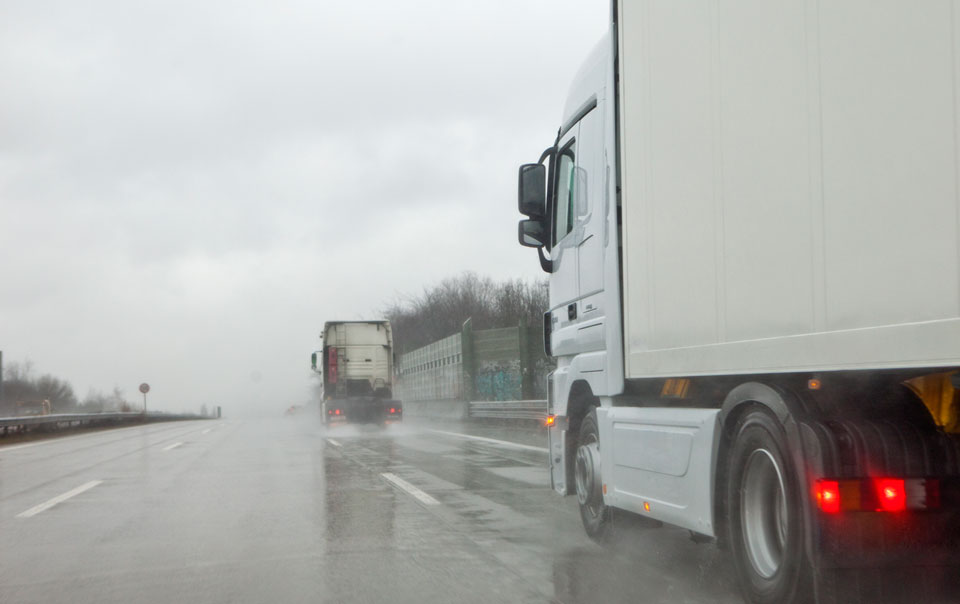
left=0, top=412, right=209, bottom=437
left=467, top=400, right=547, bottom=422
left=396, top=320, right=552, bottom=403
left=396, top=333, right=464, bottom=401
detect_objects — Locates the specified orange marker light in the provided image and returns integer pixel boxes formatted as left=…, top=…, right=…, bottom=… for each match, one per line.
left=808, top=378, right=822, bottom=390
left=545, top=415, right=555, bottom=427
left=643, top=501, right=651, bottom=512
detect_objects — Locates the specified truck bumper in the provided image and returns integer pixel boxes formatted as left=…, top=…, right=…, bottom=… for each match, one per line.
left=324, top=398, right=403, bottom=424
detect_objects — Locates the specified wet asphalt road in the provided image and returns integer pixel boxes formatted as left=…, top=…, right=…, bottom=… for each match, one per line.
left=0, top=417, right=741, bottom=604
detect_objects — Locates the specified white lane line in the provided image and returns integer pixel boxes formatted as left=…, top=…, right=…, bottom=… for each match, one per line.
left=201, top=428, right=212, bottom=435
left=326, top=438, right=342, bottom=447
left=1, top=441, right=62, bottom=453
left=426, top=429, right=548, bottom=453
left=162, top=441, right=184, bottom=451
left=0, top=422, right=179, bottom=453
left=17, top=480, right=103, bottom=518
left=381, top=472, right=440, bottom=506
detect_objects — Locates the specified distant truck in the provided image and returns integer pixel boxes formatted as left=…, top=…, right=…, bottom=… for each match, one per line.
left=311, top=321, right=402, bottom=425
left=518, top=2, right=960, bottom=603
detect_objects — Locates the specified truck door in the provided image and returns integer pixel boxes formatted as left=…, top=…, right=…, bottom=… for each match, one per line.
left=574, top=107, right=604, bottom=304
left=548, top=129, right=580, bottom=356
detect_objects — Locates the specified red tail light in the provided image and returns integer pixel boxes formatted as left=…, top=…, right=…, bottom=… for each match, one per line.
left=920, top=478, right=941, bottom=510
left=390, top=407, right=396, bottom=414
left=816, top=477, right=940, bottom=513
left=874, top=478, right=906, bottom=512
left=817, top=480, right=841, bottom=513
left=334, top=409, right=340, bottom=415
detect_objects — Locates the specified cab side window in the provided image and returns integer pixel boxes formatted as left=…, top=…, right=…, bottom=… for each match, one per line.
left=553, top=141, right=577, bottom=245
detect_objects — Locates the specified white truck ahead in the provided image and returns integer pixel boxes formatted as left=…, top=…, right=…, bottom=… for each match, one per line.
left=518, top=2, right=960, bottom=602
left=311, top=321, right=402, bottom=425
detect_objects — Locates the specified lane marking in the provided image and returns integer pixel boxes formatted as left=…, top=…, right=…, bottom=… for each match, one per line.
left=326, top=438, right=342, bottom=447
left=0, top=422, right=188, bottom=453
left=162, top=441, right=184, bottom=451
left=201, top=429, right=212, bottom=435
left=381, top=472, right=440, bottom=506
left=17, top=480, right=103, bottom=518
left=426, top=429, right=548, bottom=453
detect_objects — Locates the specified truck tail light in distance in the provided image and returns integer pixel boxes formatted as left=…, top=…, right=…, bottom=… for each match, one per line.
left=816, top=478, right=941, bottom=513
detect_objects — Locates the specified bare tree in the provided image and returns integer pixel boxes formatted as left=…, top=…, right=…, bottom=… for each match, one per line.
left=79, top=388, right=110, bottom=413
left=384, top=272, right=548, bottom=352
left=2, top=360, right=80, bottom=414
left=35, top=374, right=78, bottom=412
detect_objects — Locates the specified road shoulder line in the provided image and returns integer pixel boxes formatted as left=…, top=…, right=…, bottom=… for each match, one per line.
left=425, top=429, right=548, bottom=453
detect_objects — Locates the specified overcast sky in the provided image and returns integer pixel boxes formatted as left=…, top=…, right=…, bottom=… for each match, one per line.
left=0, top=0, right=609, bottom=416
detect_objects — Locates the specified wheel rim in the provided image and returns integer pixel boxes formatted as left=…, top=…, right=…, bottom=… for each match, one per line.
left=575, top=434, right=602, bottom=516
left=740, top=448, right=788, bottom=579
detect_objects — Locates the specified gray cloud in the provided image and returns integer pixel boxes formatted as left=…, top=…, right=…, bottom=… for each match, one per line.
left=1, top=0, right=607, bottom=415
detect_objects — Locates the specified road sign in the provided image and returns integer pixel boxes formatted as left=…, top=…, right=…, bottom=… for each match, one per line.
left=139, top=383, right=150, bottom=394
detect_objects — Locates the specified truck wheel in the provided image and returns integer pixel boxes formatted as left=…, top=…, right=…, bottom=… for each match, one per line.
left=575, top=408, right=612, bottom=540
left=727, top=408, right=811, bottom=604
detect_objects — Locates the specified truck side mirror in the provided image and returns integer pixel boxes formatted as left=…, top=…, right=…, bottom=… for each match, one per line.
left=518, top=163, right=546, bottom=218
left=518, top=219, right=547, bottom=248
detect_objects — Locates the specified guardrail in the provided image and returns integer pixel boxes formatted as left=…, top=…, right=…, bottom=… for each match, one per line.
left=0, top=412, right=209, bottom=437
left=468, top=400, right=547, bottom=422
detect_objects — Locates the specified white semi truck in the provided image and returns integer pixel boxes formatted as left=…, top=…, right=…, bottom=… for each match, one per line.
left=518, top=2, right=960, bottom=602
left=311, top=321, right=402, bottom=425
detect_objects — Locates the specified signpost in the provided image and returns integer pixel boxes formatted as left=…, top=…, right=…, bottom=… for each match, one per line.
left=139, top=382, right=150, bottom=414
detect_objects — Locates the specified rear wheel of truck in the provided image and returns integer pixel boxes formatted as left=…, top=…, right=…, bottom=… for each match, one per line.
left=575, top=408, right=613, bottom=541
left=727, top=407, right=812, bottom=604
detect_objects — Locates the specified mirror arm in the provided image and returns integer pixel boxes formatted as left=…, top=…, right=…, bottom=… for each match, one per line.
left=537, top=247, right=553, bottom=273
left=538, top=146, right=556, bottom=165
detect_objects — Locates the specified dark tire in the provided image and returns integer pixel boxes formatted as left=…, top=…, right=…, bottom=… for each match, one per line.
left=576, top=408, right=613, bottom=541
left=727, top=407, right=812, bottom=604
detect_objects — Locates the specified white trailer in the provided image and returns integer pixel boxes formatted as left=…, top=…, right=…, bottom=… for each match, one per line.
left=518, top=2, right=960, bottom=602
left=312, top=321, right=402, bottom=425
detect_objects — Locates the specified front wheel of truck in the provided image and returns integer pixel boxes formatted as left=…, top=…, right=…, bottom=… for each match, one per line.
left=576, top=408, right=613, bottom=541
left=726, top=407, right=812, bottom=604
